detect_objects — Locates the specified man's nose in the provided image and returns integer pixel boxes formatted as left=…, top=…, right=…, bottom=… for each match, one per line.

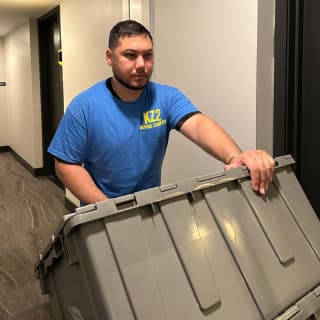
left=135, top=55, right=145, bottom=69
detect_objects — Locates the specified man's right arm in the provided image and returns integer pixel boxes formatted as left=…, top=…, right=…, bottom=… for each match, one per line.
left=55, top=159, right=108, bottom=205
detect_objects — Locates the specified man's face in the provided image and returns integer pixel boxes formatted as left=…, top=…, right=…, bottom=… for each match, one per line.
left=106, top=34, right=154, bottom=90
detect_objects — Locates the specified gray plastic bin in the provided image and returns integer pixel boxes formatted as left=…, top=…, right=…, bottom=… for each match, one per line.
left=35, top=155, right=320, bottom=320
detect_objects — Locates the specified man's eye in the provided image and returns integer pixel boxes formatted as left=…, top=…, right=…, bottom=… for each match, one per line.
left=124, top=53, right=136, bottom=59
left=144, top=53, right=153, bottom=59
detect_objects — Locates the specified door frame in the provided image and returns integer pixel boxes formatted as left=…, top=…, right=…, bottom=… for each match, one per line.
left=38, top=6, right=64, bottom=177
left=273, top=0, right=304, bottom=177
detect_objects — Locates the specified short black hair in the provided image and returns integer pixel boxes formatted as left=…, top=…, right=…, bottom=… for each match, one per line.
left=108, top=20, right=153, bottom=49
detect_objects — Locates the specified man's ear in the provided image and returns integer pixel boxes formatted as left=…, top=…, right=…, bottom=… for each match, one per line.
left=106, top=48, right=112, bottom=66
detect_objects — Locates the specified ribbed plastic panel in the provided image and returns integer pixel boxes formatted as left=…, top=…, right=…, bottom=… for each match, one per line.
left=35, top=155, right=320, bottom=320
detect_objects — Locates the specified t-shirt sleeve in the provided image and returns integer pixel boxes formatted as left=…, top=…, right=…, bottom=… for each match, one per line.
left=47, top=98, right=88, bottom=164
left=166, top=87, right=200, bottom=130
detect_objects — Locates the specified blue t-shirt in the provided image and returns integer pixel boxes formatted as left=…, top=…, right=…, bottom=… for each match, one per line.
left=48, top=80, right=198, bottom=198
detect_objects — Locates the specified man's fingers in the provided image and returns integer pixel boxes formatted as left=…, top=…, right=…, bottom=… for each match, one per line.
left=251, top=152, right=275, bottom=195
left=225, top=150, right=275, bottom=195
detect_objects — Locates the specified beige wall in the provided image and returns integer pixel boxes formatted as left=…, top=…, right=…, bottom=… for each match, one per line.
left=128, top=0, right=150, bottom=26
left=60, top=0, right=124, bottom=108
left=60, top=0, right=126, bottom=205
left=150, top=0, right=272, bottom=183
left=4, top=20, right=42, bottom=167
left=256, top=0, right=275, bottom=153
left=0, top=37, right=8, bottom=146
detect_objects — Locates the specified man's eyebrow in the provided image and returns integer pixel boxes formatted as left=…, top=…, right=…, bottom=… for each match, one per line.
left=122, top=49, right=137, bottom=54
left=122, top=48, right=153, bottom=53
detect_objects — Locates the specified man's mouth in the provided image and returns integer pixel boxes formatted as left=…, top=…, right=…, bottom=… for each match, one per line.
left=132, top=74, right=147, bottom=78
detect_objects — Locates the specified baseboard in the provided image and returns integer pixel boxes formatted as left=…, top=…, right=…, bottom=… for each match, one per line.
left=65, top=197, right=77, bottom=213
left=0, top=145, right=10, bottom=153
left=1, top=146, right=48, bottom=178
left=2, top=146, right=76, bottom=212
left=10, top=149, right=39, bottom=177
left=47, top=175, right=64, bottom=189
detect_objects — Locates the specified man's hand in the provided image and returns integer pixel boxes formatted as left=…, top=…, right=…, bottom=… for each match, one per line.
left=224, top=150, right=275, bottom=195
left=179, top=114, right=275, bottom=195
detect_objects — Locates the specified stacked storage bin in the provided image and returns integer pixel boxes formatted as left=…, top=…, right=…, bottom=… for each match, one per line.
left=35, top=155, right=320, bottom=320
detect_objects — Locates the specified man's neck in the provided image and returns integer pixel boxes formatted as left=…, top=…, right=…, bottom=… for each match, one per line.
left=111, top=78, right=144, bottom=102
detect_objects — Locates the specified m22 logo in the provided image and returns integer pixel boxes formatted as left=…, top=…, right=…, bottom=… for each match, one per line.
left=140, top=109, right=166, bottom=130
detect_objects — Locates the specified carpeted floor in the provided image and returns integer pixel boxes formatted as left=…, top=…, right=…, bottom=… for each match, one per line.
left=0, top=152, right=69, bottom=319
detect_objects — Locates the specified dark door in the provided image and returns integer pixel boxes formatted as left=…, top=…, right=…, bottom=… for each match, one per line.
left=274, top=0, right=320, bottom=218
left=38, top=6, right=64, bottom=177
left=299, top=0, right=320, bottom=217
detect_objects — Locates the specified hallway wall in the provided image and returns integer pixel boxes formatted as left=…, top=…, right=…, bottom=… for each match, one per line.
left=256, top=0, right=275, bottom=152
left=0, top=37, right=8, bottom=146
left=3, top=19, right=42, bottom=168
left=151, top=0, right=275, bottom=183
left=60, top=0, right=126, bottom=205
left=60, top=0, right=123, bottom=106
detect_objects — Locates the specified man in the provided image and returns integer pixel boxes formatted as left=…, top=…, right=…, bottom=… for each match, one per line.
left=48, top=20, right=274, bottom=205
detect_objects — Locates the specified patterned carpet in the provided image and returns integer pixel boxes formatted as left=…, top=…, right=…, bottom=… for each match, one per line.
left=0, top=152, right=69, bottom=319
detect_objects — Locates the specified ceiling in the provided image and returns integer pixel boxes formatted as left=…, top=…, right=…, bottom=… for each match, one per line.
left=0, top=0, right=59, bottom=37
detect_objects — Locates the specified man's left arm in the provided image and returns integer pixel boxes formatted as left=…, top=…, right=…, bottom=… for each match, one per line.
left=179, top=113, right=275, bottom=195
